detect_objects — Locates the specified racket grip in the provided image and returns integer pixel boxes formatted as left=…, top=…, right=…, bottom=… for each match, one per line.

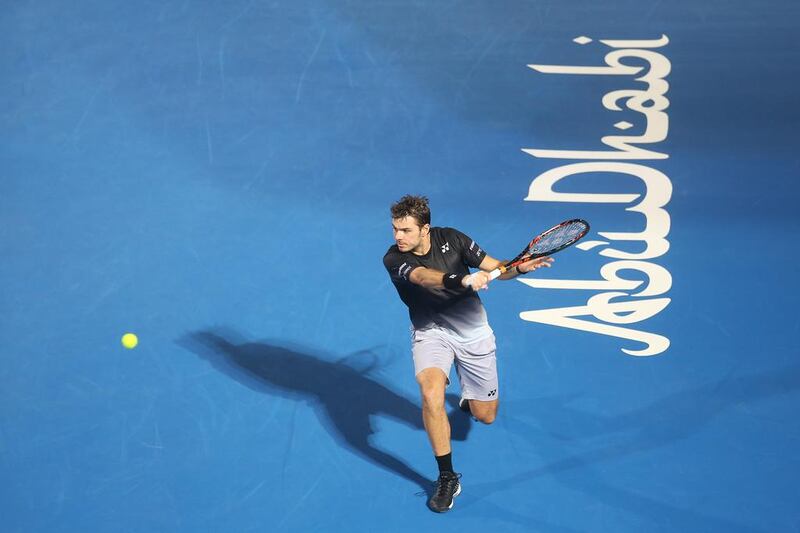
left=465, top=268, right=503, bottom=287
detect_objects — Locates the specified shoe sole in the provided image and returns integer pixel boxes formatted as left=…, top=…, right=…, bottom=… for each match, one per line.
left=451, top=483, right=462, bottom=508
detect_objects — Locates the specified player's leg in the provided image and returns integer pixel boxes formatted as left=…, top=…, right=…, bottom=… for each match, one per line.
left=412, top=331, right=455, bottom=454
left=455, top=334, right=499, bottom=425
left=416, top=367, right=450, bottom=455
left=412, top=331, right=461, bottom=513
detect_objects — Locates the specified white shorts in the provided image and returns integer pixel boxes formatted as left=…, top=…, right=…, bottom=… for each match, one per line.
left=412, top=329, right=498, bottom=401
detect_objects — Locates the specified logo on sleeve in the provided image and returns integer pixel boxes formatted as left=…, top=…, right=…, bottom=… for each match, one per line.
left=398, top=262, right=413, bottom=280
left=441, top=242, right=450, bottom=253
left=469, top=241, right=482, bottom=256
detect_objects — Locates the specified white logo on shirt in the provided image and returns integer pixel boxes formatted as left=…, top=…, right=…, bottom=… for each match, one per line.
left=399, top=262, right=413, bottom=280
left=441, top=242, right=450, bottom=253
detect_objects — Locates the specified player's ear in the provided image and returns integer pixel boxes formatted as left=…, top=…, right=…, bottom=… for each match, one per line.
left=422, top=224, right=430, bottom=236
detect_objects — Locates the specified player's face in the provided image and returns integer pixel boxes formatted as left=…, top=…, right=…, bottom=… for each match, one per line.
left=392, top=217, right=429, bottom=253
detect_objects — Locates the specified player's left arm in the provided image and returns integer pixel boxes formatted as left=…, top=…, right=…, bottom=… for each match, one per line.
left=478, top=254, right=554, bottom=280
left=451, top=227, right=553, bottom=284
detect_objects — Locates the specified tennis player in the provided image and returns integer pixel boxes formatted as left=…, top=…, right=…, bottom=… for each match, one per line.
left=382, top=195, right=553, bottom=513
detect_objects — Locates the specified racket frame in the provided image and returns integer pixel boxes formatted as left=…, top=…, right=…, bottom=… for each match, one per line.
left=486, top=218, right=590, bottom=280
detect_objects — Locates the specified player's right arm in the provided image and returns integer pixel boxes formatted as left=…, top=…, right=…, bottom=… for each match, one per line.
left=384, top=250, right=489, bottom=290
left=409, top=267, right=490, bottom=291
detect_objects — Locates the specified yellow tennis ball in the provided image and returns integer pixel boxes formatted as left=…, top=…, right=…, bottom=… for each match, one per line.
left=121, top=333, right=138, bottom=349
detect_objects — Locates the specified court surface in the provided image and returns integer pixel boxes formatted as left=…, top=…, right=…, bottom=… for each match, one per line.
left=2, top=1, right=799, bottom=531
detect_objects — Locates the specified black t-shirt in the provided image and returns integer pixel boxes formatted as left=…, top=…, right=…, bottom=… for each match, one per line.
left=383, top=227, right=493, bottom=342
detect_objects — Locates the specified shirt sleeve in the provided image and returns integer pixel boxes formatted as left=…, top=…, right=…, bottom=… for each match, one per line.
left=383, top=249, right=421, bottom=283
left=446, top=228, right=487, bottom=269
left=438, top=228, right=486, bottom=268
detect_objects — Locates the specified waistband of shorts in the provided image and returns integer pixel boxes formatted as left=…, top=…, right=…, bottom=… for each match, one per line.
left=412, top=325, right=494, bottom=345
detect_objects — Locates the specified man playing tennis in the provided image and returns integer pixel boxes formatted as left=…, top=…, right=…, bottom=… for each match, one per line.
left=383, top=195, right=553, bottom=513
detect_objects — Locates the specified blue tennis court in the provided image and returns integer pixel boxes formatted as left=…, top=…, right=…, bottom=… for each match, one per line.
left=2, top=1, right=799, bottom=531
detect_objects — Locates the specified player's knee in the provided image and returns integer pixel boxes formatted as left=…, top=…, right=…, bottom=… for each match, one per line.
left=417, top=369, right=447, bottom=411
left=421, top=388, right=446, bottom=412
left=473, top=403, right=498, bottom=424
left=476, top=412, right=496, bottom=425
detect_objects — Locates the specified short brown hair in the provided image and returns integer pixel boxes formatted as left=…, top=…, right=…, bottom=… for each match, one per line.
left=390, top=195, right=431, bottom=227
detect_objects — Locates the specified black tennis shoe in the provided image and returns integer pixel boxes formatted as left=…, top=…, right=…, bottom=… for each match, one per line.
left=428, top=471, right=462, bottom=513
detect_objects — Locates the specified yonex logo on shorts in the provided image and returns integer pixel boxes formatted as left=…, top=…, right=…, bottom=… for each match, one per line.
left=488, top=389, right=497, bottom=397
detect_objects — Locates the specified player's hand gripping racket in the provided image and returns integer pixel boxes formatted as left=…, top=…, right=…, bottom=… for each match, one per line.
left=485, top=219, right=590, bottom=281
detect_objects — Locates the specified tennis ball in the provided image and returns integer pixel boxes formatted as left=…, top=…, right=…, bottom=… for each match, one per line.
left=121, top=333, right=138, bottom=349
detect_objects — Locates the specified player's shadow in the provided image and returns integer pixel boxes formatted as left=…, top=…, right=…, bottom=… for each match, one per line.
left=179, top=329, right=472, bottom=492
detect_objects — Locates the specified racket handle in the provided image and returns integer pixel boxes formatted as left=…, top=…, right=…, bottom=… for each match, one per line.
left=465, top=267, right=504, bottom=288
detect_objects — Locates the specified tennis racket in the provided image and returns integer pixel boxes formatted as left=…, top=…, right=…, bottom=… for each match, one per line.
left=486, top=219, right=590, bottom=280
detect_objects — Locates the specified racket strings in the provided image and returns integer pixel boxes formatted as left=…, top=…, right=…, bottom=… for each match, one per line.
left=532, top=221, right=587, bottom=254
